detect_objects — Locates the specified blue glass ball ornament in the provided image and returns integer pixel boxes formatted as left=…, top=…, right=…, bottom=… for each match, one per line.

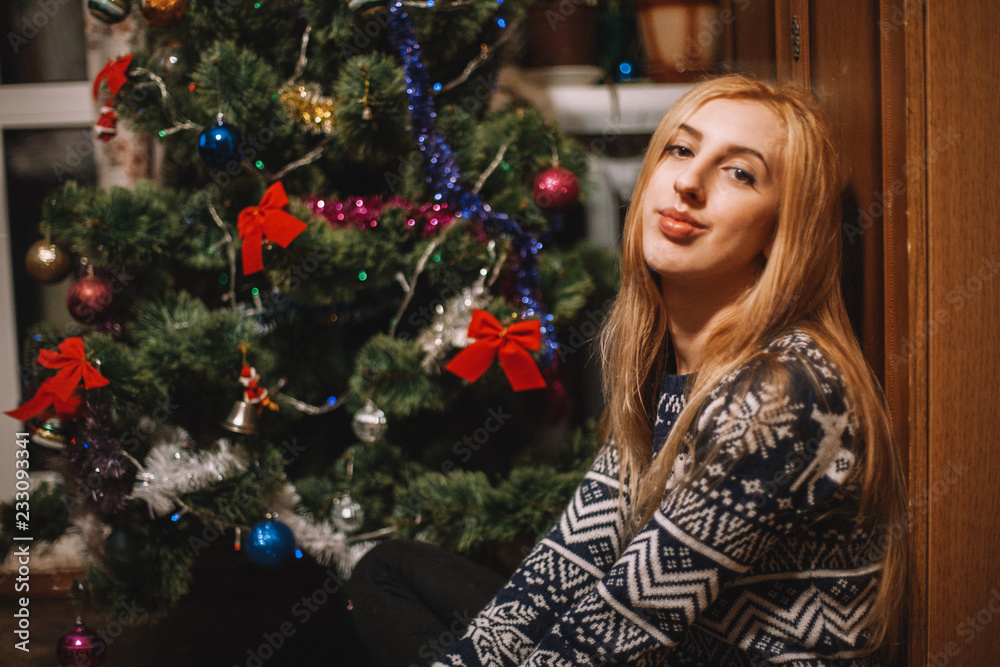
left=245, top=520, right=296, bottom=569
left=197, top=121, right=243, bottom=170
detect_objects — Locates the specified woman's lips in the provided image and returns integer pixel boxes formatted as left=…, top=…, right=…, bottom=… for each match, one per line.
left=658, top=212, right=706, bottom=239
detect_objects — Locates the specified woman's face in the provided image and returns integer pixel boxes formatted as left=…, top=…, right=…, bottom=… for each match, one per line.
left=641, top=98, right=785, bottom=292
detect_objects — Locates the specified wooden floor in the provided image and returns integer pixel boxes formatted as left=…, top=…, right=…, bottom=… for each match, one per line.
left=0, top=561, right=369, bottom=666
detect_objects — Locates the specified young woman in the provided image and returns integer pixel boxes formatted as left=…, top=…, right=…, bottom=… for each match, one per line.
left=350, top=74, right=907, bottom=666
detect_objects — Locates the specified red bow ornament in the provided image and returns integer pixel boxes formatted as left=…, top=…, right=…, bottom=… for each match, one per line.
left=93, top=54, right=133, bottom=100
left=445, top=309, right=546, bottom=391
left=237, top=182, right=308, bottom=275
left=5, top=337, right=110, bottom=421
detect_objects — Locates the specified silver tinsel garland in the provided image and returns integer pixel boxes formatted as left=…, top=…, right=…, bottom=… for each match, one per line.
left=132, top=430, right=248, bottom=516
left=415, top=274, right=489, bottom=371
left=129, top=427, right=381, bottom=574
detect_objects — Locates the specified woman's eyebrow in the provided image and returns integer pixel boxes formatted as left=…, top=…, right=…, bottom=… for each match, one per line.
left=677, top=123, right=702, bottom=140
left=678, top=123, right=770, bottom=175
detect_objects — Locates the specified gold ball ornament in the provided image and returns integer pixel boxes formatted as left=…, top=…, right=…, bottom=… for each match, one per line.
left=25, top=239, right=72, bottom=284
left=140, top=0, right=187, bottom=28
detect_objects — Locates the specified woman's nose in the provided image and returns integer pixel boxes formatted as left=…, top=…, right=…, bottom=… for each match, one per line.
left=673, top=163, right=705, bottom=204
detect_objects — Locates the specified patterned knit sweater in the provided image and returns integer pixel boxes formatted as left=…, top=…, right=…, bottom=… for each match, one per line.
left=434, top=331, right=882, bottom=666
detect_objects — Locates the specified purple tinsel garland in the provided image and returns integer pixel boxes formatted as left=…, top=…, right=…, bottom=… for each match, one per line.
left=383, top=0, right=557, bottom=360
left=65, top=404, right=129, bottom=514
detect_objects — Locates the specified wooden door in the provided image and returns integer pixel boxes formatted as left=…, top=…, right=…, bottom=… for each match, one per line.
left=725, top=0, right=1000, bottom=664
left=906, top=1, right=1000, bottom=665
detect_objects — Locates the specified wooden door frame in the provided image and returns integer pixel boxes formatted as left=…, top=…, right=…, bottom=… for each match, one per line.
left=880, top=1, right=927, bottom=662
left=884, top=1, right=928, bottom=663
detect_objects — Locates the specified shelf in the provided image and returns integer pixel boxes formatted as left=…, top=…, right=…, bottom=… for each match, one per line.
left=541, top=82, right=694, bottom=135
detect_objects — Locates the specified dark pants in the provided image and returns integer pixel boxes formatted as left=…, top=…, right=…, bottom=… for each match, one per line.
left=349, top=540, right=507, bottom=667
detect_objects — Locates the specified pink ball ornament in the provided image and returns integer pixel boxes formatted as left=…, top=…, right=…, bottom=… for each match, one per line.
left=67, top=273, right=116, bottom=325
left=56, top=620, right=104, bottom=667
left=532, top=166, right=580, bottom=214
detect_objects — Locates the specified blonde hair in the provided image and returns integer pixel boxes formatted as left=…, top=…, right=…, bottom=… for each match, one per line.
left=600, top=74, right=906, bottom=652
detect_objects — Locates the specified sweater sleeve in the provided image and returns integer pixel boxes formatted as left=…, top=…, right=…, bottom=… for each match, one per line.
left=519, top=354, right=861, bottom=665
left=432, top=442, right=629, bottom=667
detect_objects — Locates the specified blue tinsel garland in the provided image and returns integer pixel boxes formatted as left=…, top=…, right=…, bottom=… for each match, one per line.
left=383, top=0, right=557, bottom=362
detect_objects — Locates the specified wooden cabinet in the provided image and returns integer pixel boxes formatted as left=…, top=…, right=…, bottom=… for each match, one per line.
left=724, top=1, right=1000, bottom=664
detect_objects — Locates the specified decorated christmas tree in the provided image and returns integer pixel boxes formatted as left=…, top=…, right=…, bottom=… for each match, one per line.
left=2, top=0, right=618, bottom=628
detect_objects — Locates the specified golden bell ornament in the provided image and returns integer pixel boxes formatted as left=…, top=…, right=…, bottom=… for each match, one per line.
left=221, top=400, right=257, bottom=434
left=31, top=417, right=70, bottom=449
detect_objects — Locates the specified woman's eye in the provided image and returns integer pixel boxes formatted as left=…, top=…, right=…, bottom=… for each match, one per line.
left=666, top=144, right=693, bottom=158
left=728, top=167, right=756, bottom=186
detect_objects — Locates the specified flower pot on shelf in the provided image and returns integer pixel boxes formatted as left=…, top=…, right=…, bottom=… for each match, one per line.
left=636, top=0, right=721, bottom=82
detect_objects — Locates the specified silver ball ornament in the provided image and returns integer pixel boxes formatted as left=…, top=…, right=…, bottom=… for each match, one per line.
left=332, top=493, right=365, bottom=533
left=351, top=400, right=387, bottom=443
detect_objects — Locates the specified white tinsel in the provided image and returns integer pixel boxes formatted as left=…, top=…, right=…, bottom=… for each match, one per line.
left=273, top=483, right=377, bottom=576
left=416, top=274, right=489, bottom=371
left=128, top=427, right=380, bottom=576
left=132, top=431, right=248, bottom=516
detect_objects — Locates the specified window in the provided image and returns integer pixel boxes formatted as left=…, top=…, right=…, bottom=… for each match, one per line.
left=0, top=0, right=93, bottom=500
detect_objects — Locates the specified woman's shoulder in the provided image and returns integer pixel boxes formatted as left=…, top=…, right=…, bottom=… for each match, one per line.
left=711, top=327, right=853, bottom=414
left=694, top=328, right=862, bottom=487
left=762, top=328, right=837, bottom=368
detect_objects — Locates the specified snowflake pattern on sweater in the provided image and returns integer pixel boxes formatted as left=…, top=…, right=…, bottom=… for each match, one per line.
left=434, top=331, right=881, bottom=666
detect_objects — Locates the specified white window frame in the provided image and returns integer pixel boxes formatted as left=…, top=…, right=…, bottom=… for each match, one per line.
left=0, top=81, right=94, bottom=500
